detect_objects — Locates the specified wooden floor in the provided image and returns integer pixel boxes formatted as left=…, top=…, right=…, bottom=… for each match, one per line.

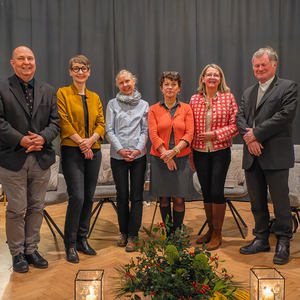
left=1, top=200, right=300, bottom=300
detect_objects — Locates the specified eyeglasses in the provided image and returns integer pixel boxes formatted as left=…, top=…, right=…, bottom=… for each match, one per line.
left=71, top=66, right=89, bottom=73
left=163, top=71, right=179, bottom=76
left=204, top=73, right=220, bottom=78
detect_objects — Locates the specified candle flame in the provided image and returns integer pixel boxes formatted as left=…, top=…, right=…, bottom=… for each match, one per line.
left=89, top=286, right=94, bottom=295
left=263, top=285, right=273, bottom=296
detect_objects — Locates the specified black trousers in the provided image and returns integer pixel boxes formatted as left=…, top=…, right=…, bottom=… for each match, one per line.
left=245, top=157, right=293, bottom=240
left=61, top=146, right=101, bottom=248
left=110, top=155, right=146, bottom=238
left=193, top=147, right=231, bottom=204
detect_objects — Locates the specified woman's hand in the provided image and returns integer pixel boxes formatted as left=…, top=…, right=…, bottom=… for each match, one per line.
left=198, top=131, right=217, bottom=142
left=125, top=149, right=141, bottom=162
left=84, top=149, right=94, bottom=160
left=79, top=137, right=94, bottom=153
left=117, top=149, right=132, bottom=159
left=160, top=149, right=176, bottom=163
left=166, top=159, right=177, bottom=171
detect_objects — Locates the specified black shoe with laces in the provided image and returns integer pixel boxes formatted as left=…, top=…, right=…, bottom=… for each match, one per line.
left=13, top=252, right=29, bottom=273
left=25, top=250, right=48, bottom=269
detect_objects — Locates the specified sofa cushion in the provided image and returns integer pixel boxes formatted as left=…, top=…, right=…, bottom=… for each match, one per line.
left=97, top=144, right=114, bottom=185
left=226, top=148, right=245, bottom=186
left=45, top=174, right=68, bottom=206
left=46, top=155, right=60, bottom=191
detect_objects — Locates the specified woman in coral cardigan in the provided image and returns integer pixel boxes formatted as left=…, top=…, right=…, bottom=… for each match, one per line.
left=57, top=55, right=105, bottom=263
left=148, top=72, right=194, bottom=233
left=190, top=64, right=238, bottom=250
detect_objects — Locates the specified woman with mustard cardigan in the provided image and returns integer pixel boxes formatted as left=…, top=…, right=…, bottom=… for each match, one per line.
left=148, top=72, right=194, bottom=233
left=57, top=55, right=105, bottom=263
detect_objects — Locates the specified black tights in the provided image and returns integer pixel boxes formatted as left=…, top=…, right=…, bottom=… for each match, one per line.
left=160, top=197, right=185, bottom=231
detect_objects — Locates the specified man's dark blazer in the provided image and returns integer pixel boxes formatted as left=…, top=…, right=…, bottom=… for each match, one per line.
left=236, top=76, right=298, bottom=171
left=0, top=74, right=60, bottom=171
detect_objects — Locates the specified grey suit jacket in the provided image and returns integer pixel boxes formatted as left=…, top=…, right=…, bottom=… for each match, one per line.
left=236, top=76, right=298, bottom=170
left=0, top=74, right=60, bottom=171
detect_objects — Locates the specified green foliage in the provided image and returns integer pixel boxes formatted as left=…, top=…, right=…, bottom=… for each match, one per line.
left=193, top=253, right=210, bottom=271
left=114, top=221, right=246, bottom=300
left=165, top=245, right=179, bottom=265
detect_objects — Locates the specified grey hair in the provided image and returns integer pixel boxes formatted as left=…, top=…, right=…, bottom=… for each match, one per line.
left=115, top=69, right=137, bottom=87
left=252, top=46, right=278, bottom=67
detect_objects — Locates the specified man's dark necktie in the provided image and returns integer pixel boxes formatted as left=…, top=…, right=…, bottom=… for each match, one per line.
left=22, top=82, right=33, bottom=116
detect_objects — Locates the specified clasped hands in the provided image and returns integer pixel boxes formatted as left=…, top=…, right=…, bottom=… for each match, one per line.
left=79, top=137, right=95, bottom=160
left=243, top=128, right=264, bottom=156
left=20, top=131, right=45, bottom=153
left=160, top=149, right=177, bottom=171
left=117, top=149, right=141, bottom=162
left=198, top=131, right=217, bottom=142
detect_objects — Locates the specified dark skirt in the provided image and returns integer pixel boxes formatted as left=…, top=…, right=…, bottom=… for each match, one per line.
left=149, top=154, right=190, bottom=198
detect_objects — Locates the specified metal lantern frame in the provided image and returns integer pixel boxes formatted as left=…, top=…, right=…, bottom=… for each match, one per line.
left=250, top=267, right=285, bottom=300
left=75, top=269, right=104, bottom=300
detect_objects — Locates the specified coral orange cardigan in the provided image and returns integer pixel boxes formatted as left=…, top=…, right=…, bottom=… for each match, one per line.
left=148, top=102, right=194, bottom=157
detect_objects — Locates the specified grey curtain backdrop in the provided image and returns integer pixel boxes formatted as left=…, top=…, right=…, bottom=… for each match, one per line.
left=1, top=0, right=300, bottom=142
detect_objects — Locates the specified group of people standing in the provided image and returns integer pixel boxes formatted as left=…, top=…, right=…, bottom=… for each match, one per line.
left=0, top=45, right=297, bottom=274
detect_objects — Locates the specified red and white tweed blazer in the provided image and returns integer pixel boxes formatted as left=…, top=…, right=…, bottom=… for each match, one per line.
left=189, top=92, right=238, bottom=151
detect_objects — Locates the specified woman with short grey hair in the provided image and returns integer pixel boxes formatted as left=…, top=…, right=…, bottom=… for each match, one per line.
left=105, top=69, right=149, bottom=252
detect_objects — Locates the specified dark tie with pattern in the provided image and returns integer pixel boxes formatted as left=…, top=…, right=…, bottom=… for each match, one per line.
left=22, top=82, right=33, bottom=116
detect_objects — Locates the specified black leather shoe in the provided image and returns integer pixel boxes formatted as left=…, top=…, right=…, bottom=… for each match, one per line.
left=76, top=240, right=97, bottom=256
left=239, top=238, right=270, bottom=254
left=13, top=253, right=29, bottom=273
left=66, top=247, right=79, bottom=263
left=273, top=238, right=290, bottom=265
left=25, top=251, right=48, bottom=269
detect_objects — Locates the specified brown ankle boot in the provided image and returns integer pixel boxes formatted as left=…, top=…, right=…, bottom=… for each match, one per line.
left=206, top=203, right=226, bottom=251
left=196, top=203, right=213, bottom=244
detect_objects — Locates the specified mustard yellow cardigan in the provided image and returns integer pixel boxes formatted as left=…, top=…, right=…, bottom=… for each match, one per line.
left=57, top=83, right=105, bottom=148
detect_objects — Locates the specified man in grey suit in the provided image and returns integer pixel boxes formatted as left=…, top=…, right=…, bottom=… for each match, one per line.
left=236, top=46, right=298, bottom=265
left=0, top=46, right=60, bottom=272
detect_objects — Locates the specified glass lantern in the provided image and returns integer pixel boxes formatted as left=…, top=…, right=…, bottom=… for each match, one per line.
left=75, top=270, right=104, bottom=300
left=250, top=267, right=284, bottom=300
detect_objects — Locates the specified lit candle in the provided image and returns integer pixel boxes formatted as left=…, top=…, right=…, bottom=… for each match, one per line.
left=263, top=286, right=274, bottom=300
left=86, top=286, right=97, bottom=300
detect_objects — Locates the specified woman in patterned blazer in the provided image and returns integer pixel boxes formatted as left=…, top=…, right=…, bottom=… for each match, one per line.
left=190, top=64, right=238, bottom=250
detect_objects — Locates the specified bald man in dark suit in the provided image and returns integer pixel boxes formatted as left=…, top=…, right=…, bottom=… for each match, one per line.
left=0, top=46, right=60, bottom=272
left=236, top=46, right=298, bottom=265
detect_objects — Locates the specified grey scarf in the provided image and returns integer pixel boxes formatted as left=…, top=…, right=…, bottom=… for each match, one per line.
left=116, top=89, right=141, bottom=106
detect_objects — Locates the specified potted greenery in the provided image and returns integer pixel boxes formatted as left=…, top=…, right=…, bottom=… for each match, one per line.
left=115, top=220, right=249, bottom=300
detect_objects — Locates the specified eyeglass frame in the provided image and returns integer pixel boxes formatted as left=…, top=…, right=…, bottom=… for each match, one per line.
left=203, top=73, right=220, bottom=78
left=71, top=66, right=90, bottom=73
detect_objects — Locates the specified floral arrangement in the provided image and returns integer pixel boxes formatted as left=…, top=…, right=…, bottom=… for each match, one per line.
left=114, top=220, right=249, bottom=300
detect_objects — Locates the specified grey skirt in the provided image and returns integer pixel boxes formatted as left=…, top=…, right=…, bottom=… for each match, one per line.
left=149, top=154, right=190, bottom=198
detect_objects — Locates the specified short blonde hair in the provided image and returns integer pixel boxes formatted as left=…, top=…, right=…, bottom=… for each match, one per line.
left=115, top=69, right=137, bottom=87
left=197, top=64, right=230, bottom=94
